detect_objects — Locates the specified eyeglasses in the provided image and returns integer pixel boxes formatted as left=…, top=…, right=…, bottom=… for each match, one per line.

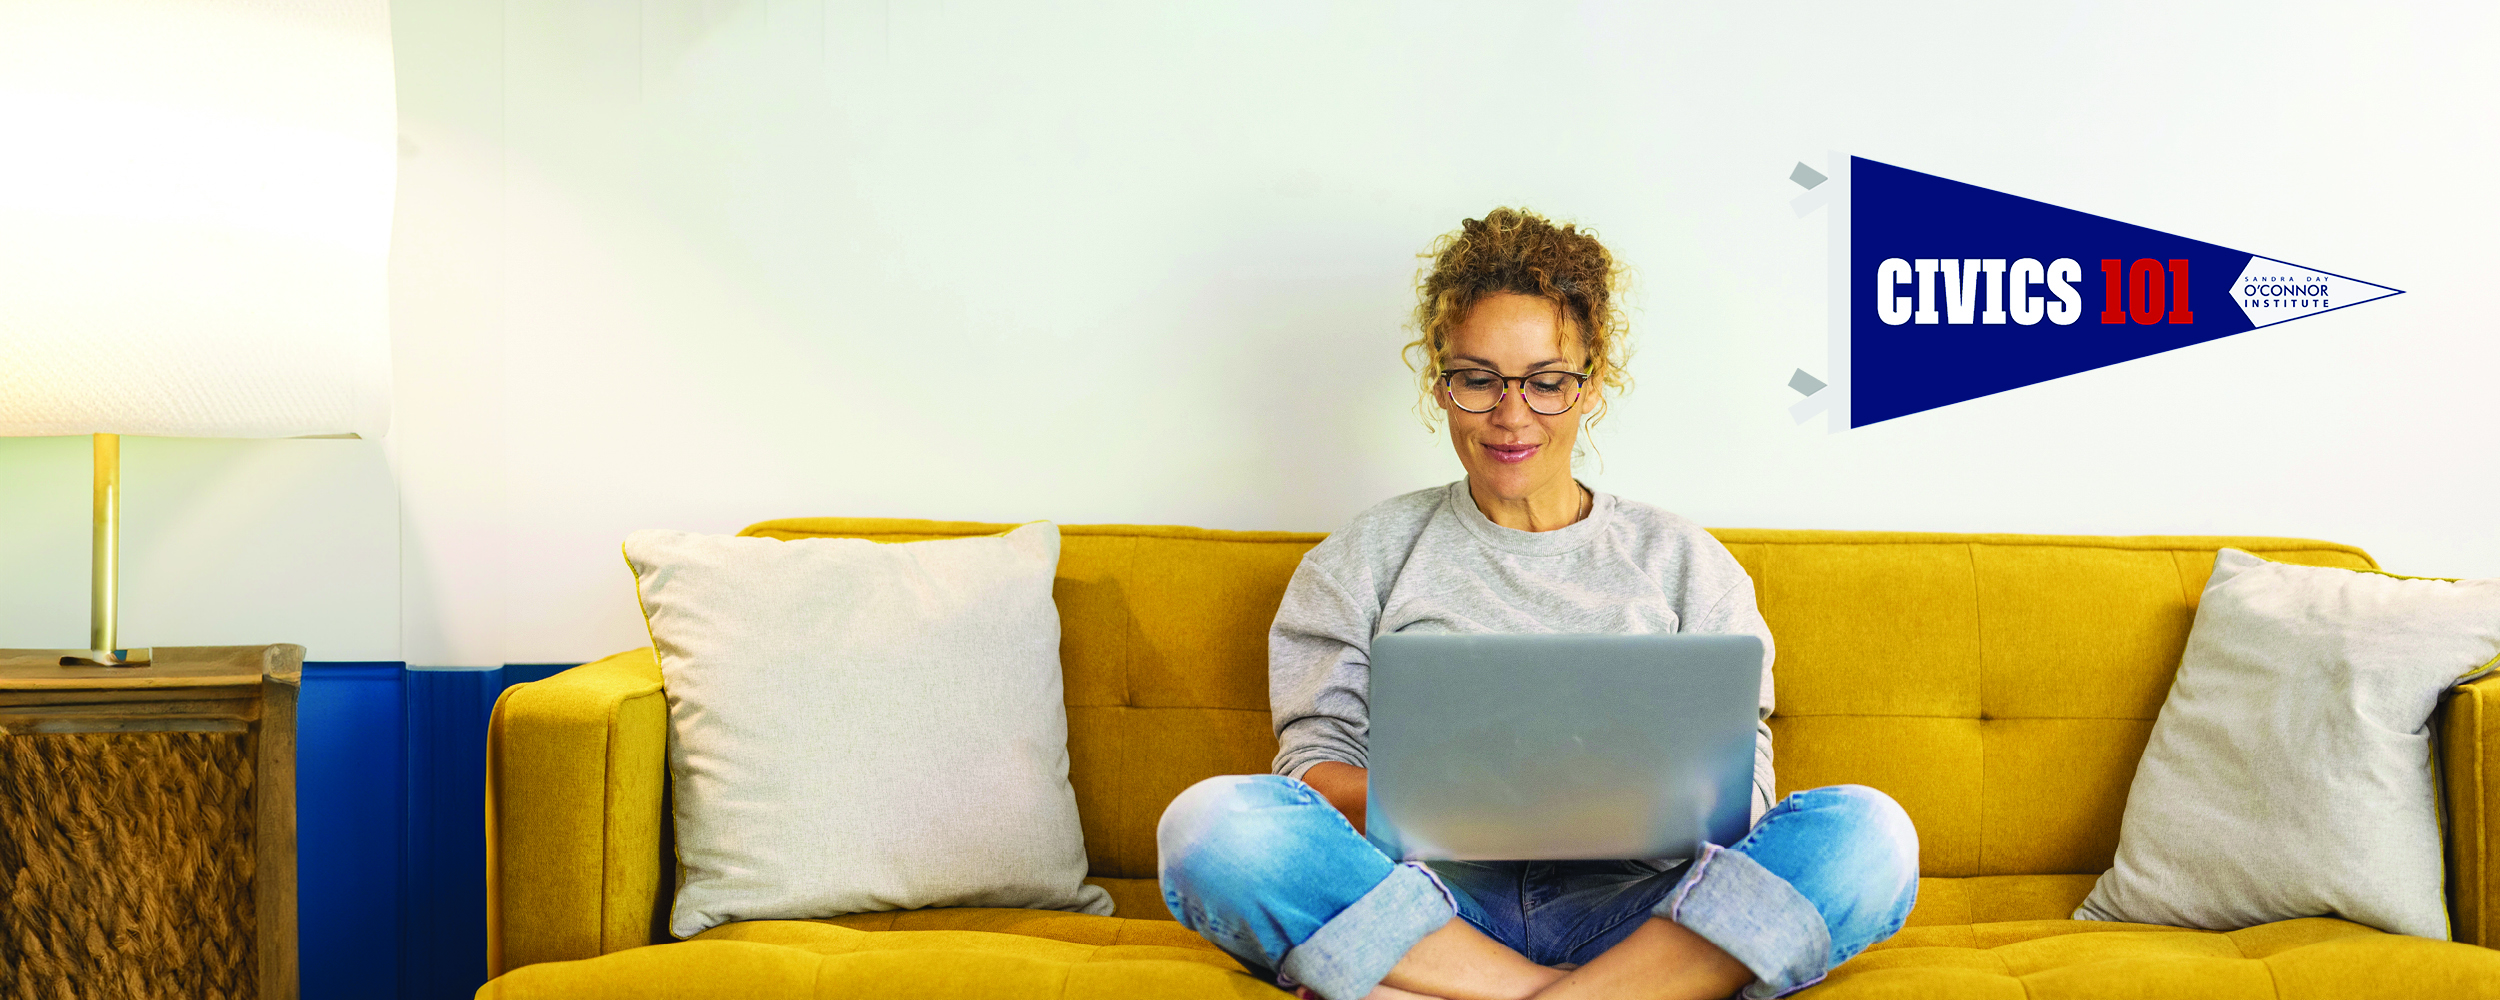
left=1438, top=368, right=1591, bottom=415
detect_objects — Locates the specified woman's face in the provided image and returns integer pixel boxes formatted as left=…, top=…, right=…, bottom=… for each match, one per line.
left=1435, top=293, right=1593, bottom=504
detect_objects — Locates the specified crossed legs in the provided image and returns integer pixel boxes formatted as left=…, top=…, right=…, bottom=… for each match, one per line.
left=1157, top=775, right=1917, bottom=1000
left=1365, top=909, right=1748, bottom=1000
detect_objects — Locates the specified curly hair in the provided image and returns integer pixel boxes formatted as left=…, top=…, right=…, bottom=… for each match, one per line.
left=1403, top=207, right=1631, bottom=430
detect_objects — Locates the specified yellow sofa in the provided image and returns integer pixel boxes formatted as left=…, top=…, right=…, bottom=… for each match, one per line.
left=477, top=520, right=2500, bottom=998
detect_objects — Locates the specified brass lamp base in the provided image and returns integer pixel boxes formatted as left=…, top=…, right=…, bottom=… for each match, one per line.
left=59, top=648, right=154, bottom=668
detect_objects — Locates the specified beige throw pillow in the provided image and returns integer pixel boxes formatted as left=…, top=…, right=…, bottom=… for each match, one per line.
left=2077, top=548, right=2500, bottom=938
left=626, top=522, right=1111, bottom=938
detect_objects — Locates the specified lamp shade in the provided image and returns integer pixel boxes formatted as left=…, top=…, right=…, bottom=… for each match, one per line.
left=0, top=0, right=395, bottom=439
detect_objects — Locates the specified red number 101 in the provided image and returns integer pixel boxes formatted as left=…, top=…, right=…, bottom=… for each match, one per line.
left=2100, top=258, right=2193, bottom=325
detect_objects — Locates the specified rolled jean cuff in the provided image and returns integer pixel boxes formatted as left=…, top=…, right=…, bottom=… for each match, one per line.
left=1277, top=862, right=1457, bottom=1000
left=1654, top=844, right=1832, bottom=999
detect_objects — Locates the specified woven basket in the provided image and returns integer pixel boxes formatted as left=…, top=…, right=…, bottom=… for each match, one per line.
left=0, top=732, right=257, bottom=1000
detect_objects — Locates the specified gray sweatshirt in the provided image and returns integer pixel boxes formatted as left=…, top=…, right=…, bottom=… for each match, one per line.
left=1269, top=479, right=1779, bottom=822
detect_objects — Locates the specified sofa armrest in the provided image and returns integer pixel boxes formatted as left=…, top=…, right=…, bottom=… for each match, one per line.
left=487, top=648, right=671, bottom=977
left=2447, top=670, right=2500, bottom=948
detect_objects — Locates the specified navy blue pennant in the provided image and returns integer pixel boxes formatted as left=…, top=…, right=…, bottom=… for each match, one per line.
left=1842, top=156, right=2400, bottom=427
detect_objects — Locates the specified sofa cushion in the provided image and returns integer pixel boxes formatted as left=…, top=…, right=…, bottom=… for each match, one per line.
left=810, top=908, right=1224, bottom=954
left=742, top=520, right=1326, bottom=882
left=625, top=523, right=1108, bottom=936
left=1832, top=918, right=2500, bottom=997
left=2078, top=548, right=2500, bottom=938
left=475, top=927, right=1271, bottom=999
left=476, top=911, right=2500, bottom=999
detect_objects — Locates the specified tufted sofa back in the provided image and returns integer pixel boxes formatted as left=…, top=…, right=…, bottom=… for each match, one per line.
left=1712, top=532, right=2374, bottom=881
left=740, top=518, right=2375, bottom=883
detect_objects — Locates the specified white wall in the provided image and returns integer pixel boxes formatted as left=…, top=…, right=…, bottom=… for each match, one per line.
left=8, top=1, right=2493, bottom=665
left=0, top=435, right=399, bottom=658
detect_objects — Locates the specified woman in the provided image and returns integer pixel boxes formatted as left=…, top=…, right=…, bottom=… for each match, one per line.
left=1156, top=209, right=1919, bottom=1000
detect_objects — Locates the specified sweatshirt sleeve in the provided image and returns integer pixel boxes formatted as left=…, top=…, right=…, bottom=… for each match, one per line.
left=1269, top=556, right=1380, bottom=781
left=1690, top=572, right=1779, bottom=826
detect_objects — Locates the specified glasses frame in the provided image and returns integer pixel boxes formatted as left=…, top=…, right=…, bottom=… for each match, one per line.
left=1437, top=367, right=1593, bottom=416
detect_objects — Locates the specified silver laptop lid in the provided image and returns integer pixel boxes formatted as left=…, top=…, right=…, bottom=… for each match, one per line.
left=1364, top=633, right=1762, bottom=862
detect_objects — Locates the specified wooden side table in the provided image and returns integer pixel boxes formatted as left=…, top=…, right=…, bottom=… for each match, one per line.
left=0, top=645, right=300, bottom=1000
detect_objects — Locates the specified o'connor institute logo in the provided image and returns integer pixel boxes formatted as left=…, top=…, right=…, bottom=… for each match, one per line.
left=1785, top=156, right=2402, bottom=429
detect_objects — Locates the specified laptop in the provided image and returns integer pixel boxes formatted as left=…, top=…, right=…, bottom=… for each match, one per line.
left=1363, top=633, right=1764, bottom=862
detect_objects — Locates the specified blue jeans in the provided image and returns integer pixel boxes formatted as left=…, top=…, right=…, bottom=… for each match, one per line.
left=1158, top=776, right=1918, bottom=1000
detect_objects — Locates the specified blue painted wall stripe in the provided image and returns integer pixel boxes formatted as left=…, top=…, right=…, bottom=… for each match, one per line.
left=298, top=663, right=407, bottom=1000
left=401, top=668, right=505, bottom=1000
left=299, top=661, right=585, bottom=1000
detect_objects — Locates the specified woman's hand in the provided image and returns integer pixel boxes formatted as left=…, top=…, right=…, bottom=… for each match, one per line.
left=1302, top=762, right=1370, bottom=833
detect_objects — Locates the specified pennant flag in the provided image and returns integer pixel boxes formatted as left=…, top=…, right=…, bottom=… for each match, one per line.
left=1802, top=156, right=2401, bottom=428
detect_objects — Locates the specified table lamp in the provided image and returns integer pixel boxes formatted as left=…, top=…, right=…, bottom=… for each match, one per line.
left=0, top=0, right=396, bottom=667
